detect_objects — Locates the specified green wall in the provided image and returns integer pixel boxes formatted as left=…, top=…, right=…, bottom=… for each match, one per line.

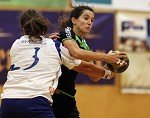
left=0, top=0, right=67, bottom=9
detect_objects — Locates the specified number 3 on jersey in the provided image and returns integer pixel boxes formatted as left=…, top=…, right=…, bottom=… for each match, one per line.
left=10, top=47, right=40, bottom=71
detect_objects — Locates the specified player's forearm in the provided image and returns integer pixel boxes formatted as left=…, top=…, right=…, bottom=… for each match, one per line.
left=86, top=67, right=113, bottom=82
left=70, top=48, right=108, bottom=62
left=73, top=61, right=105, bottom=81
left=64, top=39, right=109, bottom=62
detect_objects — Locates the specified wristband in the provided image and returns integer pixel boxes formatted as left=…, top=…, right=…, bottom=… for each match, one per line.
left=103, top=69, right=111, bottom=80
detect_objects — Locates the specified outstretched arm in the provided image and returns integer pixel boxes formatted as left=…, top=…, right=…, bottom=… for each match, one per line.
left=63, top=39, right=127, bottom=64
left=49, top=32, right=127, bottom=64
left=72, top=61, right=115, bottom=82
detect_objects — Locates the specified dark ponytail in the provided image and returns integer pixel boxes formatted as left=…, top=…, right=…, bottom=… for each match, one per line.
left=58, top=5, right=94, bottom=30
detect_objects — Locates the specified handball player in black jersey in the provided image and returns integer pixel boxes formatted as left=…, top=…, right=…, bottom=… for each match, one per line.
left=51, top=6, right=127, bottom=118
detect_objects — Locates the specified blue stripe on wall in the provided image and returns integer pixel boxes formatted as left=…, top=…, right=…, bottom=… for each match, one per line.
left=75, top=0, right=112, bottom=4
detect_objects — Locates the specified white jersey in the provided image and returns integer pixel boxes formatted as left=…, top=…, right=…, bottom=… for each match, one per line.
left=1, top=35, right=81, bottom=103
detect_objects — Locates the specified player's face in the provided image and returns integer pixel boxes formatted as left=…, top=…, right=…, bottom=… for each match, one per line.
left=72, top=10, right=94, bottom=37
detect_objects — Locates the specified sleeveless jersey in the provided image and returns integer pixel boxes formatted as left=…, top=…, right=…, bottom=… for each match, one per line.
left=57, top=27, right=90, bottom=96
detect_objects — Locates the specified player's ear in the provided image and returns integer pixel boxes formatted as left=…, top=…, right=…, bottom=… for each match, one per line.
left=71, top=17, right=76, bottom=25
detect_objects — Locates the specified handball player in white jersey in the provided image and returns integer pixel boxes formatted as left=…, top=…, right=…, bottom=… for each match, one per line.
left=1, top=9, right=115, bottom=118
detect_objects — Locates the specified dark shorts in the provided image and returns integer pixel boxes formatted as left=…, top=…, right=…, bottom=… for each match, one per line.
left=52, top=93, right=80, bottom=118
left=1, top=96, right=55, bottom=118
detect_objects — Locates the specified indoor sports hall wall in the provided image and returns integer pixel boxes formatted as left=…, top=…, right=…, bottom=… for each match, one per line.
left=0, top=0, right=150, bottom=118
left=0, top=10, right=115, bottom=85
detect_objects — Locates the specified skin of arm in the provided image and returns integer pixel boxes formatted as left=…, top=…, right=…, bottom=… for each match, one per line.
left=72, top=61, right=115, bottom=82
left=63, top=39, right=127, bottom=64
left=48, top=33, right=115, bottom=81
left=48, top=33, right=127, bottom=64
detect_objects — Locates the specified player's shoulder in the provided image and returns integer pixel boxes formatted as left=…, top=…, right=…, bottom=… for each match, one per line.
left=14, top=35, right=29, bottom=43
left=59, top=27, right=75, bottom=41
left=60, top=27, right=72, bottom=32
left=64, top=27, right=72, bottom=32
left=60, top=27, right=74, bottom=35
left=11, top=35, right=26, bottom=46
left=44, top=38, right=61, bottom=45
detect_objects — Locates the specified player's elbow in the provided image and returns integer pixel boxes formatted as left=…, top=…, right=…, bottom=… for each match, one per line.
left=89, top=76, right=100, bottom=82
left=70, top=49, right=83, bottom=59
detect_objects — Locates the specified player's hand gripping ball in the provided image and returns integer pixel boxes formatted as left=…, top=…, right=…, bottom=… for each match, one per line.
left=107, top=51, right=129, bottom=73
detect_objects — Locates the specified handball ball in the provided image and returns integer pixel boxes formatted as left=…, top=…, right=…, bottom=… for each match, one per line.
left=107, top=51, right=129, bottom=73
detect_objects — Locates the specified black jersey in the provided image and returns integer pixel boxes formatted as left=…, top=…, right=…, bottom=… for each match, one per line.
left=57, top=27, right=89, bottom=96
left=52, top=27, right=90, bottom=118
left=56, top=27, right=90, bottom=96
